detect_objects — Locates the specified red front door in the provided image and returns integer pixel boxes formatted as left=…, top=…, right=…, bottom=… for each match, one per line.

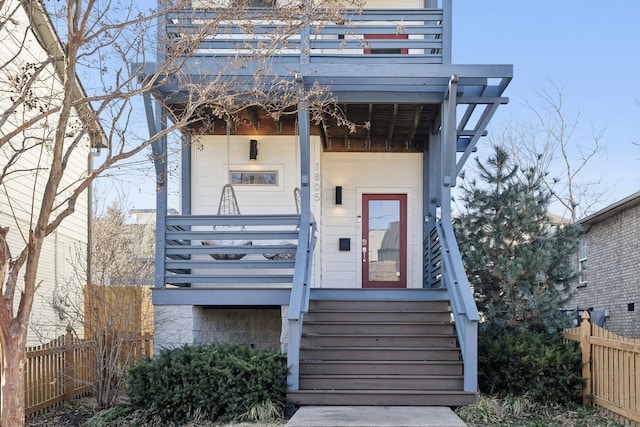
left=362, top=194, right=407, bottom=288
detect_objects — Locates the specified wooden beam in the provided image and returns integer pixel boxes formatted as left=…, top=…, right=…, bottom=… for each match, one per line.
left=408, top=105, right=423, bottom=146
left=386, top=103, right=399, bottom=147
left=246, top=106, right=260, bottom=131
left=366, top=104, right=373, bottom=150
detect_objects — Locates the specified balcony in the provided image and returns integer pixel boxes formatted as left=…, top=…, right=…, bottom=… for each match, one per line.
left=146, top=0, right=510, bottom=153
left=153, top=214, right=316, bottom=307
left=164, top=7, right=449, bottom=68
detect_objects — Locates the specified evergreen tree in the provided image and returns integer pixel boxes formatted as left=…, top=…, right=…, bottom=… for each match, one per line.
left=454, top=146, right=580, bottom=332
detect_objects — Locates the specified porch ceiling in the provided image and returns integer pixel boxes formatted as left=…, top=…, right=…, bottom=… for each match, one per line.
left=146, top=64, right=512, bottom=153
left=184, top=103, right=438, bottom=153
left=320, top=103, right=439, bottom=153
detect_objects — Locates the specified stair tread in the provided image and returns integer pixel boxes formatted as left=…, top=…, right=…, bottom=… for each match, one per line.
left=289, top=389, right=473, bottom=395
left=301, top=360, right=463, bottom=364
left=303, top=320, right=452, bottom=324
left=303, top=323, right=453, bottom=327
left=304, top=319, right=453, bottom=326
left=300, top=374, right=463, bottom=379
left=302, top=346, right=459, bottom=350
left=302, top=333, right=456, bottom=337
left=309, top=309, right=450, bottom=313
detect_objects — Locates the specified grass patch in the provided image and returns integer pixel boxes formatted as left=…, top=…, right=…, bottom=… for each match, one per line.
left=456, top=395, right=624, bottom=427
left=237, top=400, right=284, bottom=423
left=83, top=404, right=286, bottom=427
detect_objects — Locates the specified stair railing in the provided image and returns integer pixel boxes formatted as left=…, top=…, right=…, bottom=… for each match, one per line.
left=287, top=218, right=317, bottom=391
left=434, top=219, right=480, bottom=392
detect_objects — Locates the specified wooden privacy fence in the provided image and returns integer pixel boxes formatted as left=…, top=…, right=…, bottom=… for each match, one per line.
left=24, top=327, right=153, bottom=417
left=565, top=311, right=640, bottom=425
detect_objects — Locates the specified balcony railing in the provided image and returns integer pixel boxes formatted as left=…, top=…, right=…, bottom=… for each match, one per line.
left=426, top=219, right=480, bottom=392
left=164, top=6, right=449, bottom=66
left=160, top=214, right=319, bottom=289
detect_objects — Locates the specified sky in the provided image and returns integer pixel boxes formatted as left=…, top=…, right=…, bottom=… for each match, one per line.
left=452, top=0, right=640, bottom=215
left=109, top=0, right=640, bottom=217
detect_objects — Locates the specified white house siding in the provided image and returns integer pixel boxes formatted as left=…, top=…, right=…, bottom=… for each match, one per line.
left=0, top=0, right=90, bottom=345
left=190, top=137, right=424, bottom=290
left=572, top=203, right=640, bottom=338
left=191, top=134, right=323, bottom=285
left=192, top=134, right=322, bottom=216
left=320, top=152, right=423, bottom=288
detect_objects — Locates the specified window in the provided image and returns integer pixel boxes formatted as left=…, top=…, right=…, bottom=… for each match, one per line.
left=230, top=170, right=278, bottom=186
left=237, top=0, right=275, bottom=7
left=578, top=237, right=587, bottom=286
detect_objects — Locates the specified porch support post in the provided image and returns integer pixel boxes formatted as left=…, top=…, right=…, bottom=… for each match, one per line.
left=288, top=92, right=311, bottom=391
left=181, top=133, right=192, bottom=215
left=287, top=319, right=301, bottom=391
left=441, top=75, right=457, bottom=222
left=463, top=319, right=478, bottom=392
left=423, top=130, right=439, bottom=288
left=442, top=0, right=452, bottom=64
left=422, top=137, right=429, bottom=288
left=298, top=103, right=311, bottom=222
left=144, top=93, right=168, bottom=290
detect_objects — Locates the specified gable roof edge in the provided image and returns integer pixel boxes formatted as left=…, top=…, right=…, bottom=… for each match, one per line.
left=23, top=1, right=107, bottom=149
left=579, top=190, right=640, bottom=226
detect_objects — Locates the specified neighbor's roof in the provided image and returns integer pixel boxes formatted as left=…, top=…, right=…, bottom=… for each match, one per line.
left=23, top=1, right=107, bottom=148
left=579, top=190, right=640, bottom=226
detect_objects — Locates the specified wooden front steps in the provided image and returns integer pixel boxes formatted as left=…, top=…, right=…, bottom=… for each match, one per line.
left=288, top=297, right=476, bottom=407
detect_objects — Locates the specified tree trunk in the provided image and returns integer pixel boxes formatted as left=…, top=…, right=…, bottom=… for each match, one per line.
left=1, top=333, right=27, bottom=427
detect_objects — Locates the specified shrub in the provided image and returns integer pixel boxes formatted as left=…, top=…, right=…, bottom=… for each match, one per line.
left=126, top=343, right=287, bottom=424
left=478, top=329, right=583, bottom=404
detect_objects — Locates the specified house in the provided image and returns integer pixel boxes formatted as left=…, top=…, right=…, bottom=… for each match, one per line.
left=571, top=191, right=640, bottom=338
left=142, top=0, right=512, bottom=405
left=0, top=0, right=104, bottom=344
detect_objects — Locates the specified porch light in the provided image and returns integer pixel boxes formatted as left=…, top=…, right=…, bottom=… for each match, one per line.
left=335, top=186, right=343, bottom=205
left=249, top=139, right=258, bottom=160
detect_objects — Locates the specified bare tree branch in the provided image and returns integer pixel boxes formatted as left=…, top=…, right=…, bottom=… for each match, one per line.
left=497, top=79, right=608, bottom=222
left=1, top=0, right=365, bottom=423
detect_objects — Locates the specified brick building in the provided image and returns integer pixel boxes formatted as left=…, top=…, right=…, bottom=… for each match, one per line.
left=571, top=191, right=640, bottom=337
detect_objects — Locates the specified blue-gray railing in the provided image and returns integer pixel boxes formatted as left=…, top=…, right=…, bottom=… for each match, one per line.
left=426, top=219, right=480, bottom=392
left=163, top=214, right=304, bottom=286
left=162, top=213, right=317, bottom=390
left=164, top=5, right=450, bottom=65
left=287, top=218, right=317, bottom=391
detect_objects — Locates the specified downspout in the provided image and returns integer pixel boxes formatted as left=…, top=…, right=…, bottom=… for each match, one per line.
left=87, top=147, right=100, bottom=286
left=144, top=93, right=167, bottom=290
left=181, top=134, right=191, bottom=216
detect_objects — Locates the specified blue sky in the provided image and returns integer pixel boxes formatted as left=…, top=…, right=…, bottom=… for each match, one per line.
left=453, top=0, right=640, bottom=213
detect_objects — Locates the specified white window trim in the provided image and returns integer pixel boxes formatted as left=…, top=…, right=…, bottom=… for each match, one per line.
left=578, top=237, right=587, bottom=287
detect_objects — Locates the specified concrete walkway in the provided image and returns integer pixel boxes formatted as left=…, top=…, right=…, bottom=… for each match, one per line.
left=285, top=406, right=467, bottom=427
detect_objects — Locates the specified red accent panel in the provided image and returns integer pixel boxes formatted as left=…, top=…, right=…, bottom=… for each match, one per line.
left=364, top=34, right=409, bottom=55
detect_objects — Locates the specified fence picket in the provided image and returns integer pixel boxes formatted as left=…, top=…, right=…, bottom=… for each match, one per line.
left=565, top=313, right=640, bottom=425
left=24, top=331, right=153, bottom=417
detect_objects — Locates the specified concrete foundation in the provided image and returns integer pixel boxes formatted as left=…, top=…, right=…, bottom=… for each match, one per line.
left=154, top=304, right=287, bottom=352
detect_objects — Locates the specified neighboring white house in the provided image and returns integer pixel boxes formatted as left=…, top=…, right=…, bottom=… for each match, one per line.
left=0, top=0, right=104, bottom=344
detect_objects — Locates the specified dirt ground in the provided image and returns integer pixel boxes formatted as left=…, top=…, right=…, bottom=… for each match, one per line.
left=25, top=398, right=99, bottom=427
left=24, top=398, right=288, bottom=427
